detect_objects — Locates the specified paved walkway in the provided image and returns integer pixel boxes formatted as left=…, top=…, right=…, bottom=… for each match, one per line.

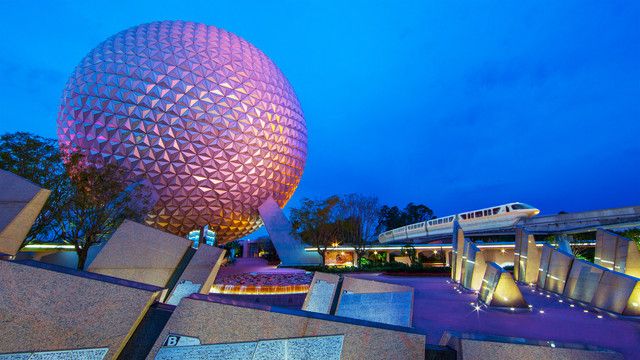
left=350, top=274, right=640, bottom=359
left=217, top=258, right=306, bottom=276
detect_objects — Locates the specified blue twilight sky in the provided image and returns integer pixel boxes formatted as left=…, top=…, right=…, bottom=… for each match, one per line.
left=0, top=0, right=638, bottom=222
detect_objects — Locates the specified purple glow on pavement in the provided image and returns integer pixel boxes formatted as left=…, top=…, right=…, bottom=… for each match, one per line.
left=351, top=274, right=640, bottom=358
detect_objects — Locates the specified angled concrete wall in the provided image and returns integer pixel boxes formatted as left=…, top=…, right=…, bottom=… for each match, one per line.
left=451, top=219, right=465, bottom=282
left=302, top=272, right=341, bottom=314
left=165, top=244, right=226, bottom=305
left=537, top=244, right=554, bottom=289
left=460, top=240, right=487, bottom=291
left=544, top=248, right=574, bottom=294
left=0, top=260, right=162, bottom=359
left=336, top=276, right=415, bottom=327
left=258, top=196, right=322, bottom=266
left=514, top=227, right=541, bottom=284
left=0, top=170, right=50, bottom=256
left=590, top=270, right=640, bottom=316
left=479, top=262, right=528, bottom=308
left=563, top=258, right=607, bottom=304
left=441, top=332, right=623, bottom=360
left=88, top=220, right=193, bottom=287
left=147, top=296, right=426, bottom=360
left=595, top=229, right=640, bottom=278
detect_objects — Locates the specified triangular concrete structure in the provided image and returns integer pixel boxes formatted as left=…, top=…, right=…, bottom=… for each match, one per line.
left=514, top=227, right=541, bottom=284
left=451, top=218, right=465, bottom=282
left=479, top=262, right=528, bottom=309
left=0, top=170, right=50, bottom=256
left=88, top=220, right=194, bottom=287
left=258, top=196, right=322, bottom=266
left=595, top=229, right=640, bottom=277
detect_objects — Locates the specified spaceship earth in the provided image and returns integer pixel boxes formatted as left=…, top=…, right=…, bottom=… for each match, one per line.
left=57, top=21, right=307, bottom=242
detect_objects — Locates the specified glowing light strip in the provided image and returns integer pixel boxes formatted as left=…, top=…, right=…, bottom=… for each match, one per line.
left=23, top=244, right=75, bottom=250
left=210, top=284, right=310, bottom=295
left=304, top=241, right=596, bottom=252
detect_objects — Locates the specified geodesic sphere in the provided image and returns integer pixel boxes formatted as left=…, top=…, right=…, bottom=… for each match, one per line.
left=57, top=21, right=307, bottom=242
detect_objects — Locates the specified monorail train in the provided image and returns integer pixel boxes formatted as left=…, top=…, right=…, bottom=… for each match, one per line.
left=378, top=202, right=540, bottom=243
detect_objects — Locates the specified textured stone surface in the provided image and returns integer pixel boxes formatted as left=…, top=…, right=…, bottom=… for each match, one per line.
left=0, top=348, right=108, bottom=359
left=514, top=227, right=541, bottom=284
left=595, top=229, right=640, bottom=278
left=563, top=259, right=606, bottom=303
left=451, top=219, right=465, bottom=282
left=336, top=291, right=413, bottom=326
left=155, top=335, right=343, bottom=360
left=57, top=20, right=307, bottom=241
left=337, top=276, right=415, bottom=327
left=0, top=260, right=161, bottom=359
left=165, top=243, right=225, bottom=304
left=302, top=272, right=340, bottom=314
left=146, top=296, right=425, bottom=359
left=166, top=281, right=201, bottom=305
left=155, top=341, right=255, bottom=360
left=544, top=249, right=574, bottom=294
left=590, top=270, right=640, bottom=316
left=284, top=335, right=343, bottom=360
left=442, top=333, right=623, bottom=360
left=460, top=240, right=486, bottom=291
left=478, top=262, right=528, bottom=308
left=0, top=170, right=50, bottom=256
left=88, top=220, right=192, bottom=287
left=340, top=276, right=414, bottom=296
left=537, top=244, right=554, bottom=289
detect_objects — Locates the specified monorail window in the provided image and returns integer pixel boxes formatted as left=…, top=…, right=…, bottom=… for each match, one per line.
left=493, top=208, right=500, bottom=215
left=506, top=206, right=510, bottom=212
left=461, top=214, right=467, bottom=220
left=475, top=211, right=482, bottom=217
left=512, top=204, right=531, bottom=210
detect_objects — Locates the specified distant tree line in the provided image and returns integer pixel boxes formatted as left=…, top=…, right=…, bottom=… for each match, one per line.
left=0, top=132, right=153, bottom=269
left=289, top=194, right=435, bottom=266
left=378, top=203, right=436, bottom=231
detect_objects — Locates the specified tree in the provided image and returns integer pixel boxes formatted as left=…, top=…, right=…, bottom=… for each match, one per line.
left=290, top=196, right=341, bottom=265
left=53, top=153, right=154, bottom=269
left=0, top=132, right=64, bottom=187
left=401, top=243, right=418, bottom=266
left=0, top=132, right=66, bottom=244
left=377, top=202, right=436, bottom=232
left=1, top=132, right=155, bottom=269
left=335, top=194, right=380, bottom=267
left=403, top=203, right=435, bottom=224
left=377, top=205, right=404, bottom=231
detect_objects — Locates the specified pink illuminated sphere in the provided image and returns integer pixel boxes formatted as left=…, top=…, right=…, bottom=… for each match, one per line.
left=57, top=21, right=307, bottom=242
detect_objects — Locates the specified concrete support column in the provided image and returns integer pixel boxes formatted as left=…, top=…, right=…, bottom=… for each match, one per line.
left=386, top=252, right=390, bottom=262
left=353, top=251, right=359, bottom=267
left=242, top=240, right=250, bottom=258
